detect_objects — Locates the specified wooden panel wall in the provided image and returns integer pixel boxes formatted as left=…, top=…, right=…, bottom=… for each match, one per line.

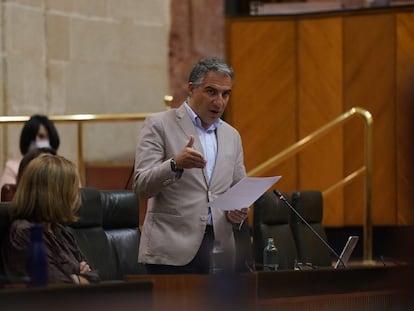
left=226, top=18, right=298, bottom=192
left=298, top=17, right=344, bottom=226
left=396, top=12, right=414, bottom=225
left=343, top=13, right=396, bottom=225
left=226, top=7, right=414, bottom=226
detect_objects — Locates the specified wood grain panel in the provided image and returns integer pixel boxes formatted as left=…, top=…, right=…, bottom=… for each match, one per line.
left=297, top=17, right=344, bottom=226
left=226, top=6, right=414, bottom=227
left=226, top=18, right=297, bottom=192
left=343, top=14, right=396, bottom=225
left=396, top=12, right=414, bottom=225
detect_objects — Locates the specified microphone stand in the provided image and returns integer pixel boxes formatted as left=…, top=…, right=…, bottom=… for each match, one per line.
left=124, top=161, right=135, bottom=190
left=273, top=190, right=346, bottom=268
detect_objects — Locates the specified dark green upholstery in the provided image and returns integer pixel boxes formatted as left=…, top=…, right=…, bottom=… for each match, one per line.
left=0, top=203, right=10, bottom=283
left=68, top=187, right=146, bottom=280
left=0, top=187, right=146, bottom=285
left=291, top=190, right=332, bottom=267
left=253, top=191, right=298, bottom=270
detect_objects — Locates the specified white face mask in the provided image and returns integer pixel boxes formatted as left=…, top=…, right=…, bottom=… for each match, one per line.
left=35, top=140, right=51, bottom=148
left=29, top=139, right=51, bottom=151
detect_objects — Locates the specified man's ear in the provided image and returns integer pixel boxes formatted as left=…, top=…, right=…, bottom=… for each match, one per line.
left=188, top=82, right=195, bottom=96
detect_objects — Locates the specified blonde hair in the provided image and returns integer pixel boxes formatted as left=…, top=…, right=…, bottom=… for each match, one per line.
left=11, top=153, right=81, bottom=223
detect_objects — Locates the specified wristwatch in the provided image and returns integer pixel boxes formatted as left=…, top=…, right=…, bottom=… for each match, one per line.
left=170, top=158, right=183, bottom=178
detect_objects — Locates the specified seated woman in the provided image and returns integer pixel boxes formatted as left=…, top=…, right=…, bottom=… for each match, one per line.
left=1, top=154, right=99, bottom=285
left=0, top=147, right=58, bottom=202
left=0, top=114, right=60, bottom=193
left=16, top=147, right=57, bottom=185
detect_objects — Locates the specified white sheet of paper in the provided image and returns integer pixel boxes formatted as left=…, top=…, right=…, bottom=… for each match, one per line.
left=209, top=176, right=282, bottom=211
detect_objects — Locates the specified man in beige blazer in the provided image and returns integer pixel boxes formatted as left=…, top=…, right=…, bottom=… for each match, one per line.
left=134, top=57, right=248, bottom=274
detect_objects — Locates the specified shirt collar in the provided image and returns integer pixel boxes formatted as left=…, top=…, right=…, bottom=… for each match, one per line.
left=184, top=101, right=222, bottom=132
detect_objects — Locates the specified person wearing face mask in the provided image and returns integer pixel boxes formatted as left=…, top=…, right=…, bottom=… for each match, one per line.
left=0, top=114, right=60, bottom=193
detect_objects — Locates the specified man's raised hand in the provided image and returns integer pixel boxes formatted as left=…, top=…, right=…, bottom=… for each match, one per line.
left=174, top=135, right=206, bottom=169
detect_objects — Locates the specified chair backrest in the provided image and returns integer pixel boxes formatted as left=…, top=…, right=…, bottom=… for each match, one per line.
left=68, top=187, right=118, bottom=280
left=253, top=191, right=298, bottom=270
left=1, top=184, right=16, bottom=202
left=233, top=219, right=253, bottom=273
left=0, top=202, right=11, bottom=282
left=101, top=190, right=146, bottom=275
left=290, top=190, right=332, bottom=267
left=1, top=187, right=145, bottom=283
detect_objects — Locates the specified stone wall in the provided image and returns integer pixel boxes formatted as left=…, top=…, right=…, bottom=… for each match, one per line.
left=169, top=0, right=225, bottom=107
left=0, top=0, right=225, bottom=182
left=0, top=0, right=171, bottom=168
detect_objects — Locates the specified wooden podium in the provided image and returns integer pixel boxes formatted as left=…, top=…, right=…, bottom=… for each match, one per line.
left=1, top=265, right=412, bottom=310
left=126, top=265, right=414, bottom=310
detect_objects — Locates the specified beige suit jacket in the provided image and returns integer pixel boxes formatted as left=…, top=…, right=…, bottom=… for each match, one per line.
left=135, top=104, right=246, bottom=267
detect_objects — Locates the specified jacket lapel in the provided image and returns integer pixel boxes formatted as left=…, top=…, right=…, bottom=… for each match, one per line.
left=175, top=105, right=209, bottom=187
left=209, top=124, right=225, bottom=187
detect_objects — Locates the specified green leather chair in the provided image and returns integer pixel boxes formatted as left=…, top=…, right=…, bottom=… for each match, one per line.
left=253, top=191, right=298, bottom=270
left=290, top=190, right=332, bottom=268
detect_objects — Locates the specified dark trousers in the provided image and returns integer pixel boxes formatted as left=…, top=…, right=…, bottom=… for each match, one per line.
left=146, top=225, right=215, bottom=274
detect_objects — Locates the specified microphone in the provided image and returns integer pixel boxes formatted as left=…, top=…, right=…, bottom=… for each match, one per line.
left=273, top=189, right=345, bottom=268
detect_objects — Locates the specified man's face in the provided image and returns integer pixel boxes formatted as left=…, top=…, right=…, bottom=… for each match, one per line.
left=188, top=71, right=232, bottom=129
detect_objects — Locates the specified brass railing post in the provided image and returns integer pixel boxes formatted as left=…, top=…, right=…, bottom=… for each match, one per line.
left=360, top=108, right=373, bottom=263
left=77, top=122, right=84, bottom=185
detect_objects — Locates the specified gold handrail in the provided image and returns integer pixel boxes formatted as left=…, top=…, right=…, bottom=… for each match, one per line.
left=247, top=107, right=373, bottom=263
left=0, top=96, right=173, bottom=185
left=0, top=113, right=151, bottom=185
left=0, top=104, right=373, bottom=262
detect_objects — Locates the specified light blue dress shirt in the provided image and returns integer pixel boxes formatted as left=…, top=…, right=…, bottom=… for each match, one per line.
left=185, top=102, right=221, bottom=225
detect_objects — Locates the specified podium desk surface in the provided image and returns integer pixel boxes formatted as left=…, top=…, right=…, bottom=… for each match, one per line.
left=126, top=265, right=414, bottom=310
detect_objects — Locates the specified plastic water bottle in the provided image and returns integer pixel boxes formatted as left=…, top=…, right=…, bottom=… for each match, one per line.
left=294, top=259, right=300, bottom=271
left=26, top=223, right=48, bottom=287
left=249, top=1, right=262, bottom=15
left=263, top=237, right=279, bottom=271
left=209, top=240, right=225, bottom=275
